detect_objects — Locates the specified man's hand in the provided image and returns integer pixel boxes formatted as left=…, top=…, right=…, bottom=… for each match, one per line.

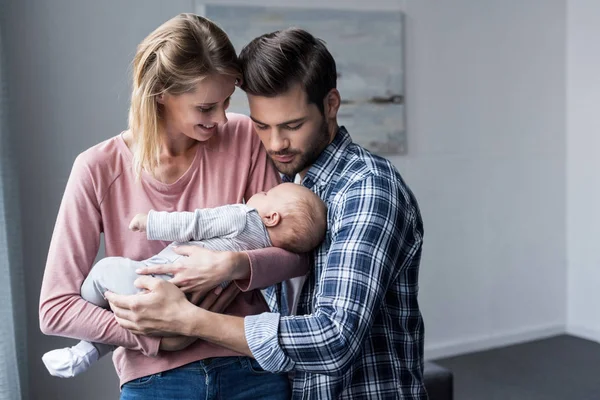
left=159, top=283, right=241, bottom=352
left=129, top=213, right=148, bottom=232
left=105, top=276, right=195, bottom=337
left=106, top=276, right=252, bottom=357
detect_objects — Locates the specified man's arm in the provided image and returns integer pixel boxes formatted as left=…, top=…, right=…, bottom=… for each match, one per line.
left=244, top=175, right=422, bottom=375
left=146, top=205, right=248, bottom=242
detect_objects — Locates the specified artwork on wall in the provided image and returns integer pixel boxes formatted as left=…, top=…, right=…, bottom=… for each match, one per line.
left=198, top=4, right=406, bottom=155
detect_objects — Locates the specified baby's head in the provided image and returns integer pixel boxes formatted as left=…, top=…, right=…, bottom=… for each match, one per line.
left=247, top=183, right=327, bottom=253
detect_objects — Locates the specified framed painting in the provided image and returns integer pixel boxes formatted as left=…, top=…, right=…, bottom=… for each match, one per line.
left=197, top=3, right=406, bottom=155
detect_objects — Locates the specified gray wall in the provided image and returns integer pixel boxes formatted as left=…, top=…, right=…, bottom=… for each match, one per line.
left=2, top=0, right=567, bottom=399
left=400, top=0, right=567, bottom=358
left=3, top=1, right=195, bottom=399
left=567, top=0, right=600, bottom=342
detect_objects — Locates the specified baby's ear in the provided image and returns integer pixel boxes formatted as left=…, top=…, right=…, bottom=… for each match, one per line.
left=262, top=211, right=281, bottom=227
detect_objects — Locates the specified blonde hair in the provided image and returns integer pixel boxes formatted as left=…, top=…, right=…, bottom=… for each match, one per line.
left=277, top=191, right=328, bottom=253
left=128, top=13, right=240, bottom=178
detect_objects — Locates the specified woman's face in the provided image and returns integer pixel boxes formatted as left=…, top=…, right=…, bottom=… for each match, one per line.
left=158, top=73, right=237, bottom=142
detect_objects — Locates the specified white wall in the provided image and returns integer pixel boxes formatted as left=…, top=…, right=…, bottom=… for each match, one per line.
left=399, top=0, right=567, bottom=359
left=2, top=0, right=568, bottom=399
left=566, top=0, right=600, bottom=342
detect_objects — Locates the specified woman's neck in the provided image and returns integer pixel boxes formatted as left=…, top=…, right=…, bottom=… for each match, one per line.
left=155, top=135, right=199, bottom=184
left=123, top=130, right=200, bottom=184
left=160, top=131, right=198, bottom=157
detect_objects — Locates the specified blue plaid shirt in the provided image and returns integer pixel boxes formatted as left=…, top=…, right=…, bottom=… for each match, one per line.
left=246, top=127, right=426, bottom=399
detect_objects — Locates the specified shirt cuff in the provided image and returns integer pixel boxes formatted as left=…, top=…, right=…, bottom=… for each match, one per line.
left=234, top=251, right=254, bottom=292
left=245, top=312, right=294, bottom=373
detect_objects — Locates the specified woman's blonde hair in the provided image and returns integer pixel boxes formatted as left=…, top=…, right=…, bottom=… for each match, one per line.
left=128, top=13, right=240, bottom=178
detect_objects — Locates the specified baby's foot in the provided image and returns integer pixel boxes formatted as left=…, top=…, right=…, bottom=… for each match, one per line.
left=42, top=341, right=99, bottom=378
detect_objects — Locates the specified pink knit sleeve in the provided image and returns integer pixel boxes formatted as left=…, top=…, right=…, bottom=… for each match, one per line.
left=237, top=248, right=311, bottom=291
left=235, top=118, right=311, bottom=291
left=38, top=153, right=160, bottom=356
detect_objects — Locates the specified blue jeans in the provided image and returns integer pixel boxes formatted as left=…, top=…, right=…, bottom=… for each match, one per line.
left=120, top=357, right=290, bottom=400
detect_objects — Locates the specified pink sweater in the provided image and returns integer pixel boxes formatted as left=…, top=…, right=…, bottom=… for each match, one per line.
left=39, top=113, right=308, bottom=386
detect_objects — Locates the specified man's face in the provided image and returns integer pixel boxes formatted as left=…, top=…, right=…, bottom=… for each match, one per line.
left=247, top=84, right=331, bottom=177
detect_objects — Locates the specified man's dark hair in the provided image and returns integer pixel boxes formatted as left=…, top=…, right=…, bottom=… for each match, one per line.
left=238, top=28, right=337, bottom=115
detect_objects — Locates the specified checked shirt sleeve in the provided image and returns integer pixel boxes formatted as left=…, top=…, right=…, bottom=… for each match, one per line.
left=245, top=174, right=423, bottom=375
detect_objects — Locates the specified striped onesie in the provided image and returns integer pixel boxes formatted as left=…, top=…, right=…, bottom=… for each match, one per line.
left=81, top=204, right=272, bottom=307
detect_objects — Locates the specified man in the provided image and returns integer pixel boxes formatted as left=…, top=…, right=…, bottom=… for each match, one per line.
left=108, top=28, right=426, bottom=399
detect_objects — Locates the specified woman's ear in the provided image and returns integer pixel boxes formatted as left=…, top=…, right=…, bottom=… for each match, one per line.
left=262, top=211, right=281, bottom=227
left=156, top=93, right=165, bottom=104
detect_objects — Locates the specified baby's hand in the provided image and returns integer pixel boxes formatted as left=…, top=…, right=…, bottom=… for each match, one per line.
left=129, top=213, right=148, bottom=232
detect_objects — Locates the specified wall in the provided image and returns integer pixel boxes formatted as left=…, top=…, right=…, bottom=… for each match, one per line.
left=566, top=0, right=600, bottom=343
left=3, top=1, right=195, bottom=399
left=2, top=0, right=567, bottom=398
left=400, top=0, right=567, bottom=359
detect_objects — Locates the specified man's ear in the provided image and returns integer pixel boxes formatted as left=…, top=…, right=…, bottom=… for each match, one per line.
left=262, top=211, right=281, bottom=227
left=324, top=88, right=341, bottom=119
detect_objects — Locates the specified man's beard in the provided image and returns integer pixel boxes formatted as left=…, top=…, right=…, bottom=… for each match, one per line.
left=269, top=119, right=331, bottom=177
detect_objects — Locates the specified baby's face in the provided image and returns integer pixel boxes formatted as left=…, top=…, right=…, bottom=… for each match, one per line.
left=247, top=183, right=307, bottom=216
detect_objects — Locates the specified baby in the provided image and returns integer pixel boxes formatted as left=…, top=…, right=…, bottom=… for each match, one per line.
left=42, top=182, right=327, bottom=378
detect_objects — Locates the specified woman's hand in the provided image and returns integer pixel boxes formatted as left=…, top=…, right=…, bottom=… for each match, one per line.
left=159, top=335, right=197, bottom=352
left=198, top=284, right=241, bottom=313
left=135, top=246, right=250, bottom=295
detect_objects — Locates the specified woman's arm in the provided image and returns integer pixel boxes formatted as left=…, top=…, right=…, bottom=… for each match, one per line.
left=135, top=245, right=309, bottom=295
left=236, top=248, right=310, bottom=291
left=39, top=154, right=160, bottom=356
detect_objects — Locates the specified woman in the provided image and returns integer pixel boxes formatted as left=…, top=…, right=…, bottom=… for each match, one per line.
left=39, top=13, right=305, bottom=399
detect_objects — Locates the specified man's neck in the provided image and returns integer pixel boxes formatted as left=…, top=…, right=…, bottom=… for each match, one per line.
left=328, top=122, right=340, bottom=144
left=297, top=122, right=340, bottom=181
